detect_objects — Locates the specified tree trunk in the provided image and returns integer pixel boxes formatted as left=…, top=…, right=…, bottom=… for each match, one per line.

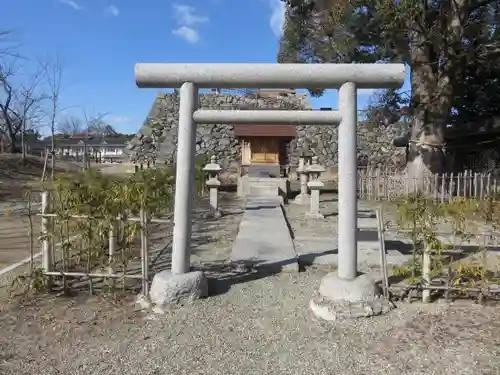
left=406, top=0, right=465, bottom=188
left=21, top=119, right=26, bottom=162
left=6, top=122, right=18, bottom=153
left=51, top=134, right=55, bottom=180
left=406, top=101, right=447, bottom=184
left=406, top=62, right=447, bottom=186
left=407, top=67, right=442, bottom=183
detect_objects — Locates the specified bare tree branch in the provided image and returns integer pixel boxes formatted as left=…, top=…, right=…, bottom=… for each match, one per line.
left=0, top=29, right=22, bottom=60
left=0, top=55, right=47, bottom=154
left=40, top=53, right=64, bottom=179
left=58, top=114, right=85, bottom=134
left=82, top=109, right=111, bottom=137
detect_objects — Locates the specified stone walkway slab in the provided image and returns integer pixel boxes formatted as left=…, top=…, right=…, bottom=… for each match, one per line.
left=231, top=197, right=298, bottom=272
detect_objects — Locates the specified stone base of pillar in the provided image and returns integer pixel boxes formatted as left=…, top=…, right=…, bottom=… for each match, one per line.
left=305, top=212, right=324, bottom=219
left=293, top=193, right=310, bottom=205
left=309, top=272, right=394, bottom=321
left=147, top=270, right=208, bottom=312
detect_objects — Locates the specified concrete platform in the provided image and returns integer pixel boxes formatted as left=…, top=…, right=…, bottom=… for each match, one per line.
left=231, top=197, right=298, bottom=272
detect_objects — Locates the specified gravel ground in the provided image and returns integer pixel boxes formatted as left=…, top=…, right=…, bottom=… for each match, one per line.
left=284, top=193, right=393, bottom=238
left=284, top=193, right=500, bottom=247
left=1, top=268, right=500, bottom=375
left=145, top=192, right=244, bottom=275
left=1, top=192, right=500, bottom=375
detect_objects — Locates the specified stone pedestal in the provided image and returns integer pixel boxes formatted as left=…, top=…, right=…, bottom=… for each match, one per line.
left=309, top=272, right=393, bottom=321
left=306, top=180, right=324, bottom=219
left=207, top=180, right=222, bottom=218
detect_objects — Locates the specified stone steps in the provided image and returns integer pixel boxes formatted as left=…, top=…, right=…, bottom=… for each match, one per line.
left=238, top=176, right=289, bottom=199
left=247, top=163, right=280, bottom=178
left=248, top=184, right=279, bottom=197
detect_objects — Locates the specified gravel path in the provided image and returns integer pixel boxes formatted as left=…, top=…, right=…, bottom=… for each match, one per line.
left=1, top=192, right=500, bottom=374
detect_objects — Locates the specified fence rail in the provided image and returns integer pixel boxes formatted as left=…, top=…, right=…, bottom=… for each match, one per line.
left=358, top=168, right=500, bottom=201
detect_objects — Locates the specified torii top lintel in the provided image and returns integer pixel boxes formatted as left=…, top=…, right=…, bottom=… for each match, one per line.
left=134, top=63, right=405, bottom=90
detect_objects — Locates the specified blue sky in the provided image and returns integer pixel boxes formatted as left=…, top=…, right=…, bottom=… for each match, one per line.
left=4, top=0, right=411, bottom=135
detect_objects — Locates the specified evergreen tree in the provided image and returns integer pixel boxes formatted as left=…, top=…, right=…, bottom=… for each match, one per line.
left=279, top=0, right=500, bottom=177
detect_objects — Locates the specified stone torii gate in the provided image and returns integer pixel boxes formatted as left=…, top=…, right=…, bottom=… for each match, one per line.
left=135, top=63, right=405, bottom=319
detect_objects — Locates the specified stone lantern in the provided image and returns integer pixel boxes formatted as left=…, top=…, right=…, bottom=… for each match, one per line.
left=307, top=156, right=325, bottom=181
left=306, top=156, right=326, bottom=219
left=203, top=156, right=222, bottom=218
left=299, top=141, right=313, bottom=171
left=294, top=141, right=313, bottom=205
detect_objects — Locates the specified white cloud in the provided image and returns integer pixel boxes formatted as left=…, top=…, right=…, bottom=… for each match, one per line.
left=172, top=4, right=208, bottom=43
left=173, top=4, right=209, bottom=26
left=268, top=0, right=285, bottom=37
left=106, top=115, right=132, bottom=125
left=59, top=0, right=83, bottom=11
left=106, top=5, right=120, bottom=17
left=172, top=26, right=200, bottom=44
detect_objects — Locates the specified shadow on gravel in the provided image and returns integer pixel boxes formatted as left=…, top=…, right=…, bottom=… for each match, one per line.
left=288, top=189, right=338, bottom=202
left=324, top=209, right=376, bottom=219
left=193, top=260, right=284, bottom=297
left=219, top=210, right=244, bottom=217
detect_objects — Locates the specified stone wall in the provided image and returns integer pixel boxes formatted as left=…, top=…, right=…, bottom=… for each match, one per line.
left=126, top=92, right=405, bottom=174
left=291, top=124, right=406, bottom=169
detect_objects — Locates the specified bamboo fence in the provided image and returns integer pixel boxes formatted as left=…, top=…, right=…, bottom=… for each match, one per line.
left=359, top=168, right=500, bottom=201
left=38, top=191, right=172, bottom=296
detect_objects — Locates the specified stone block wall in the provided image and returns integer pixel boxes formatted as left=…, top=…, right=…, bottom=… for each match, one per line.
left=292, top=124, right=406, bottom=169
left=125, top=92, right=405, bottom=176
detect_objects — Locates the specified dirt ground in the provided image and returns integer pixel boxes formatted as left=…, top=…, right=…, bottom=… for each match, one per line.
left=97, top=162, right=135, bottom=175
left=0, top=215, right=40, bottom=270
left=0, top=154, right=51, bottom=270
left=1, top=172, right=500, bottom=374
left=0, top=154, right=82, bottom=202
left=0, top=266, right=499, bottom=375
left=0, top=155, right=130, bottom=271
